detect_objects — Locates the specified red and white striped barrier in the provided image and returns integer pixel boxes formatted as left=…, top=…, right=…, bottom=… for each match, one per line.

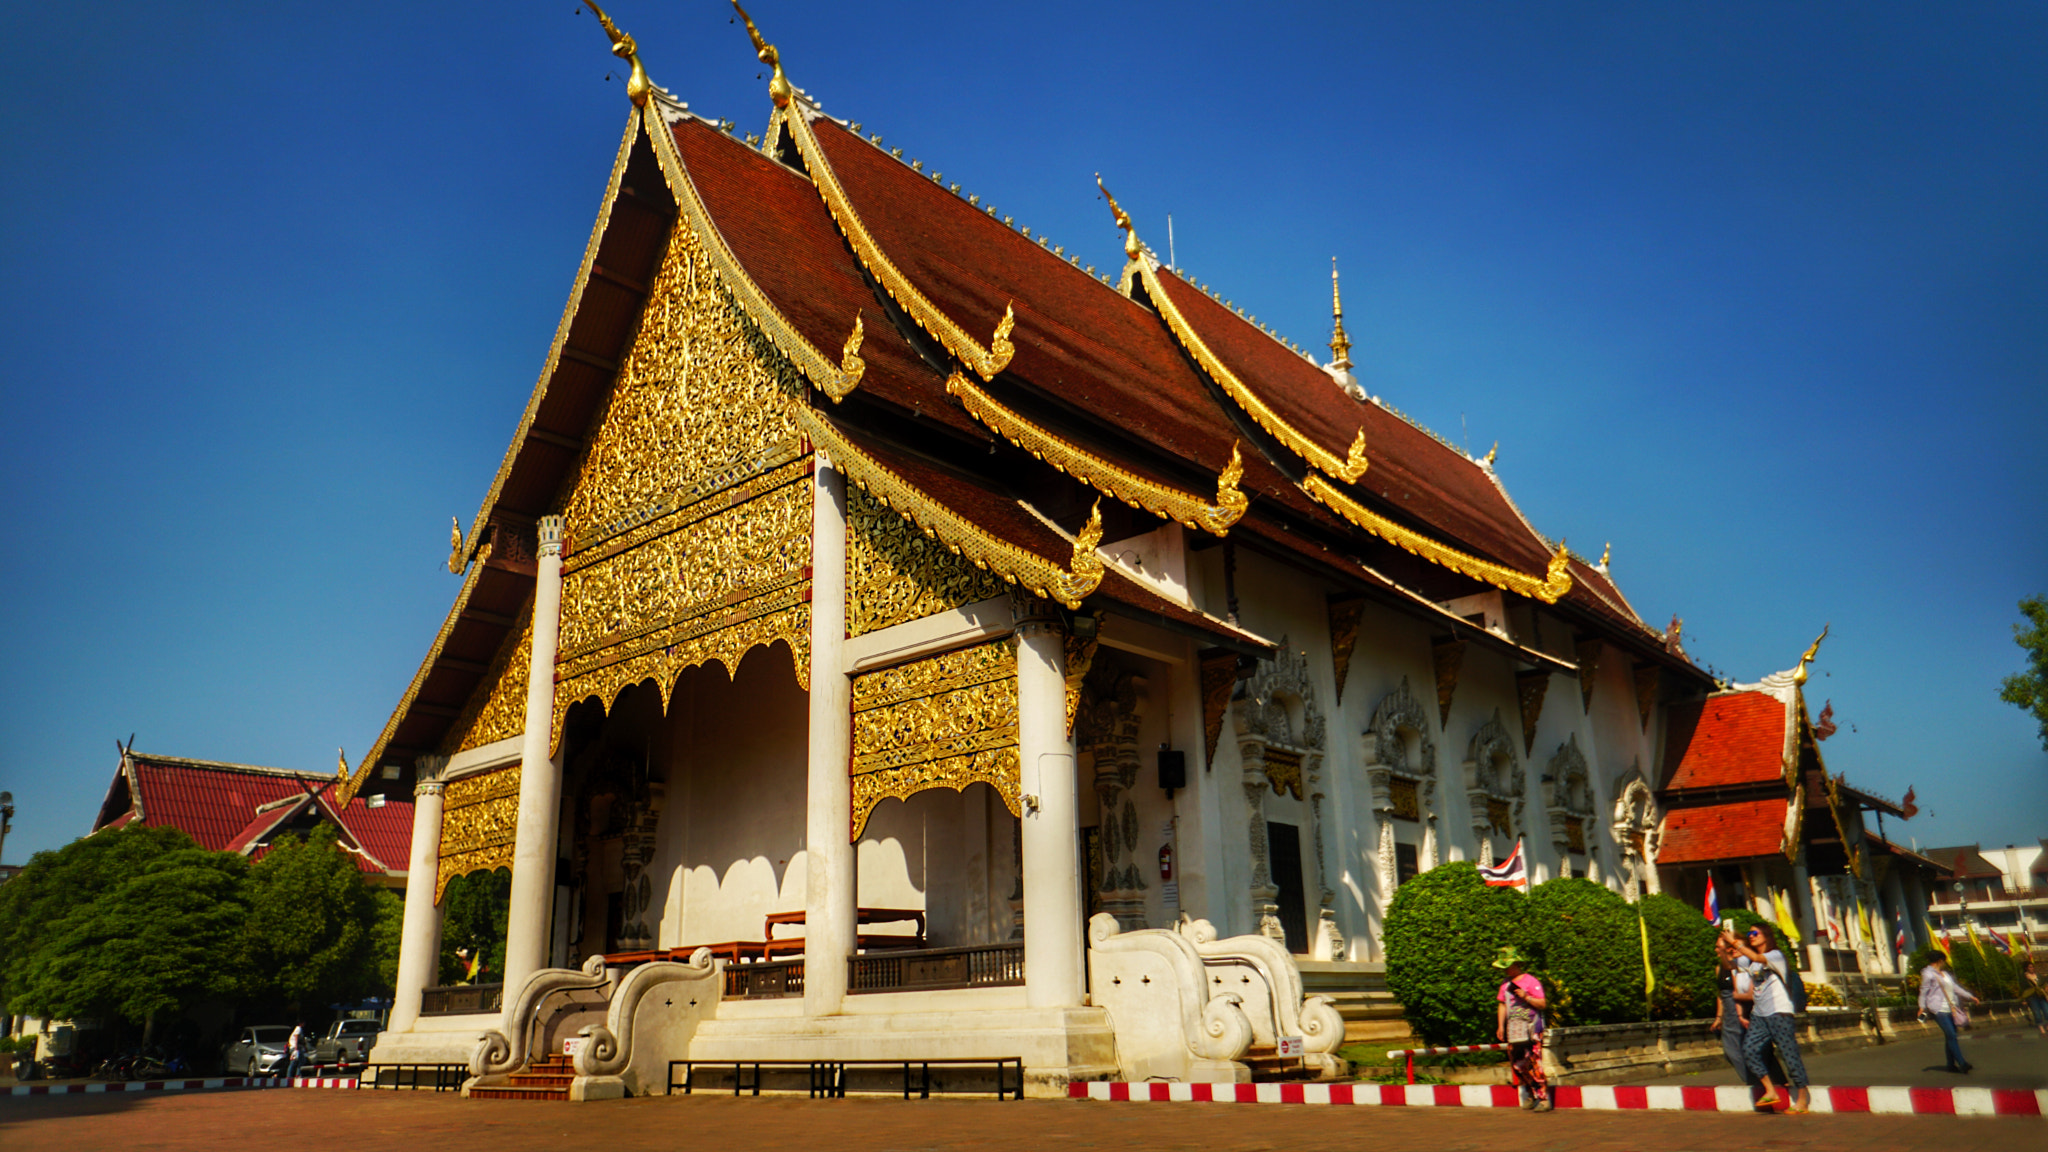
left=1068, top=1080, right=2048, bottom=1117
left=9, top=1075, right=368, bottom=1097
left=1386, top=1043, right=1510, bottom=1084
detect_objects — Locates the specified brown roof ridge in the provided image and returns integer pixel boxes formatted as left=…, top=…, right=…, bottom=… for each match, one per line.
left=132, top=753, right=331, bottom=781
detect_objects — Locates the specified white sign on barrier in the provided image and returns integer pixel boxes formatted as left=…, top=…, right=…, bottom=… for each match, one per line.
left=562, top=1037, right=585, bottom=1057
left=1276, top=1036, right=1304, bottom=1057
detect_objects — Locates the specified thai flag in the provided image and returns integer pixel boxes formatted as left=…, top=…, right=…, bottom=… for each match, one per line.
left=1702, top=876, right=1719, bottom=923
left=1894, top=909, right=1908, bottom=952
left=1479, top=839, right=1527, bottom=890
left=1987, top=925, right=2013, bottom=955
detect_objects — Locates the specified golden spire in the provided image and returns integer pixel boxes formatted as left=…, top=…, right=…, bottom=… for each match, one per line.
left=584, top=2, right=651, bottom=108
left=1792, top=623, right=1830, bottom=685
left=1096, top=175, right=1141, bottom=260
left=336, top=747, right=349, bottom=782
left=1598, top=541, right=1611, bottom=569
left=1483, top=440, right=1499, bottom=466
left=1329, top=258, right=1353, bottom=371
left=731, top=1, right=794, bottom=109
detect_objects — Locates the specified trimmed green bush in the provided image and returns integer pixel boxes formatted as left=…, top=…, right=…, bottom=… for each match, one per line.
left=1382, top=862, right=1531, bottom=1045
left=1524, top=877, right=1645, bottom=1026
left=1639, top=893, right=1717, bottom=1020
left=1949, top=939, right=2021, bottom=1000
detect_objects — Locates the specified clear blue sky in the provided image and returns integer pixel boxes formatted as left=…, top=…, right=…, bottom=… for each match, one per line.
left=2, top=2, right=2042, bottom=862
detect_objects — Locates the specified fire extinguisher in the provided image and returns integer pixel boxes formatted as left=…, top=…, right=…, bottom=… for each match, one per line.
left=1159, top=843, right=1174, bottom=883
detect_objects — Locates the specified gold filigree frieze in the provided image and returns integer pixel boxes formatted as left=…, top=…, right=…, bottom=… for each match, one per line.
left=849, top=639, right=1021, bottom=838
left=801, top=408, right=1105, bottom=611
left=1263, top=748, right=1304, bottom=801
left=437, top=765, right=521, bottom=901
left=847, top=487, right=1009, bottom=638
left=1133, top=260, right=1368, bottom=484
left=781, top=105, right=1016, bottom=382
left=441, top=596, right=534, bottom=756
left=1302, top=473, right=1574, bottom=605
left=945, top=371, right=1247, bottom=536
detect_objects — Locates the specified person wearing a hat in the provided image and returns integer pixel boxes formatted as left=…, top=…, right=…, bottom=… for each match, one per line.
left=1493, top=946, right=1552, bottom=1112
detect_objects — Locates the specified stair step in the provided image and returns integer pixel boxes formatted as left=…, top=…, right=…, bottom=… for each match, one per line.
left=508, top=1074, right=577, bottom=1089
left=469, top=1086, right=568, bottom=1101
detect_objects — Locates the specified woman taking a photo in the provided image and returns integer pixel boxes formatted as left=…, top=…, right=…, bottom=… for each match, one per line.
left=1722, top=922, right=1810, bottom=1113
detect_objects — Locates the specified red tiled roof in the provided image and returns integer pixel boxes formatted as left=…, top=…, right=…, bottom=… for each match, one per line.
left=104, top=755, right=412, bottom=876
left=1661, top=691, right=1790, bottom=791
left=1657, top=797, right=1789, bottom=864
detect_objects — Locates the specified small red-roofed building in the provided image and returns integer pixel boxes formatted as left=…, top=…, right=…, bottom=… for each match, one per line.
left=1651, top=641, right=1940, bottom=978
left=91, top=749, right=413, bottom=891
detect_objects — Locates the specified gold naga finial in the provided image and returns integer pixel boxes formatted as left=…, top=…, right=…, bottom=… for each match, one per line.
left=583, top=2, right=651, bottom=108
left=1337, top=428, right=1370, bottom=483
left=1212, top=441, right=1248, bottom=529
left=827, top=311, right=865, bottom=402
left=336, top=746, right=349, bottom=782
left=1096, top=174, right=1142, bottom=260
left=1539, top=540, right=1574, bottom=600
left=1483, top=440, right=1499, bottom=466
left=448, top=516, right=465, bottom=573
left=731, top=1, right=794, bottom=109
left=1329, top=257, right=1353, bottom=371
left=1598, top=541, right=1611, bottom=569
left=1792, top=622, right=1830, bottom=685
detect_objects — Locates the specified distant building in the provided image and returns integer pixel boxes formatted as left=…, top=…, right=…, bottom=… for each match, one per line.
left=1925, top=841, right=2047, bottom=948
left=91, top=749, right=414, bottom=890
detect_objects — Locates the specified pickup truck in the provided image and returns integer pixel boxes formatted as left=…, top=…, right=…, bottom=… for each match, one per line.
left=313, top=1019, right=382, bottom=1065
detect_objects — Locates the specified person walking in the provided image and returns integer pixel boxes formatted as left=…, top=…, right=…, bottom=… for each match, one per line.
left=281, top=1022, right=307, bottom=1083
left=1710, top=936, right=1748, bottom=1076
left=2021, top=960, right=2047, bottom=1039
left=1492, top=946, right=1552, bottom=1113
left=1723, top=923, right=1810, bottom=1113
left=1919, top=953, right=1979, bottom=1072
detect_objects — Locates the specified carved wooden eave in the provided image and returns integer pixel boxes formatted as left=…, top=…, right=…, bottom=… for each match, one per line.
left=1576, top=638, right=1603, bottom=710
left=1132, top=260, right=1369, bottom=483
left=1516, top=668, right=1550, bottom=756
left=1198, top=648, right=1241, bottom=767
left=644, top=98, right=867, bottom=402
left=1063, top=632, right=1099, bottom=737
left=781, top=103, right=1017, bottom=382
left=797, top=408, right=1104, bottom=610
left=945, top=372, right=1248, bottom=536
left=1327, top=594, right=1365, bottom=706
left=1431, top=635, right=1465, bottom=728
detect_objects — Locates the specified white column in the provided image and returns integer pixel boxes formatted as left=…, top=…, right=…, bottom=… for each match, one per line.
left=502, top=514, right=566, bottom=997
left=804, top=461, right=855, bottom=1015
left=386, top=775, right=447, bottom=1035
left=1018, top=613, right=1084, bottom=1007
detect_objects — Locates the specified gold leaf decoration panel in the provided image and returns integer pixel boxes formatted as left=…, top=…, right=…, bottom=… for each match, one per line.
left=850, top=639, right=1021, bottom=839
left=847, top=486, right=1009, bottom=637
left=544, top=204, right=815, bottom=740
left=441, top=598, right=533, bottom=756
left=437, top=765, right=521, bottom=902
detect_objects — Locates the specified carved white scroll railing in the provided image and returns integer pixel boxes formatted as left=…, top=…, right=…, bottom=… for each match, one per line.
left=573, top=948, right=719, bottom=1085
left=471, top=955, right=611, bottom=1077
left=1087, top=913, right=1253, bottom=1083
left=1178, top=919, right=1345, bottom=1077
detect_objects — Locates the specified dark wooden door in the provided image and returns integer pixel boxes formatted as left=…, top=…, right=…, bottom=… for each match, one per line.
left=1267, top=821, right=1308, bottom=954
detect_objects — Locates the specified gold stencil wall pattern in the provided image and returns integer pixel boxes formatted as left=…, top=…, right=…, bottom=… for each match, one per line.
left=849, top=639, right=1020, bottom=838
left=847, top=487, right=1009, bottom=637
left=548, top=211, right=814, bottom=738
left=438, top=765, right=521, bottom=901
left=441, top=599, right=533, bottom=756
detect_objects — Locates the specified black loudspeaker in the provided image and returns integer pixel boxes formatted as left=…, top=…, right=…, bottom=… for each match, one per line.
left=1158, top=748, right=1187, bottom=795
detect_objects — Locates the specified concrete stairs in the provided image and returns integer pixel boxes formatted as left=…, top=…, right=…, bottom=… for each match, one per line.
left=469, top=1054, right=574, bottom=1101
left=1239, top=1045, right=1320, bottom=1082
left=1296, top=960, right=1418, bottom=1047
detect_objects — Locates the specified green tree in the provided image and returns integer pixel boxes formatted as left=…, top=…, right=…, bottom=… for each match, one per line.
left=2000, top=594, right=2048, bottom=749
left=1382, top=862, right=1530, bottom=1045
left=0, top=827, right=249, bottom=1037
left=1523, top=878, right=1644, bottom=1026
left=239, top=825, right=385, bottom=1012
left=439, top=868, right=511, bottom=984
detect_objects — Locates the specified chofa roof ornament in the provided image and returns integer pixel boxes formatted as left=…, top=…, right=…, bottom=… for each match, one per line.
left=584, top=2, right=652, bottom=108
left=732, top=0, right=794, bottom=109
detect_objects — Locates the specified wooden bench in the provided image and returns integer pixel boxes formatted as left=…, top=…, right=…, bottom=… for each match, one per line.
left=764, top=907, right=929, bottom=951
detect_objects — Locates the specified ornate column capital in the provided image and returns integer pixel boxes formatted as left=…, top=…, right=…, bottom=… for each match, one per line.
left=414, top=753, right=449, bottom=782
left=415, top=780, right=446, bottom=799
left=537, top=514, right=566, bottom=558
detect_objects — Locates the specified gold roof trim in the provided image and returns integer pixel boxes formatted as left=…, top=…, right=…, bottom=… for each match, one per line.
left=337, top=539, right=497, bottom=805
left=644, top=107, right=867, bottom=403
left=453, top=109, right=643, bottom=574
left=944, top=371, right=1246, bottom=537
left=1139, top=260, right=1369, bottom=484
left=1301, top=473, right=1574, bottom=605
left=797, top=408, right=1104, bottom=609
left=779, top=101, right=1017, bottom=382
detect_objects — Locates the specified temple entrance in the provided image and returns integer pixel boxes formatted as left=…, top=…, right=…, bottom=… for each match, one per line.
left=1268, top=821, right=1308, bottom=954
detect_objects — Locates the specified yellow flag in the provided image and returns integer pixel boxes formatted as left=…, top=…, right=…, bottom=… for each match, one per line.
left=1772, top=890, right=1804, bottom=945
left=1966, top=922, right=1984, bottom=958
left=1926, top=920, right=1951, bottom=958
left=1857, top=901, right=1875, bottom=948
left=1639, top=912, right=1656, bottom=999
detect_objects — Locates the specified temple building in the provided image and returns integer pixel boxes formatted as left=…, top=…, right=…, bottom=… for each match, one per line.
left=336, top=5, right=1881, bottom=1096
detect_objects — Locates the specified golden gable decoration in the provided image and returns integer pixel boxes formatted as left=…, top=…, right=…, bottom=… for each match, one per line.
left=849, top=639, right=1021, bottom=839
left=437, top=765, right=521, bottom=901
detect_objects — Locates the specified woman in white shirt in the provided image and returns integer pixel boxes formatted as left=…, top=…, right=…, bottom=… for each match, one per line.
left=1918, top=953, right=1978, bottom=1073
left=1723, top=922, right=1810, bottom=1113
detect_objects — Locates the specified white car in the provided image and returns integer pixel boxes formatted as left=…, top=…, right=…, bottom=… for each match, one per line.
left=224, top=1026, right=292, bottom=1077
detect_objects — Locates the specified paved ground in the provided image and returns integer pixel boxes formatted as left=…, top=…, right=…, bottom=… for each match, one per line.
left=0, top=1087, right=2040, bottom=1152
left=1633, top=1024, right=2048, bottom=1090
